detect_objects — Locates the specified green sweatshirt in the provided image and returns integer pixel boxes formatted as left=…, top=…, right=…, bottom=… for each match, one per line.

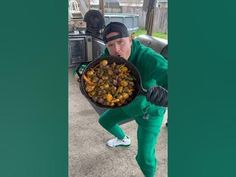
left=100, top=39, right=168, bottom=120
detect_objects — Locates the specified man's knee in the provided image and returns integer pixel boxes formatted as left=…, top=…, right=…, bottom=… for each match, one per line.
left=98, top=115, right=114, bottom=129
left=136, top=154, right=157, bottom=177
left=98, top=116, right=105, bottom=126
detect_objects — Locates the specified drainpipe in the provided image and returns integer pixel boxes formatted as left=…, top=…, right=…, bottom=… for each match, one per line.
left=99, top=0, right=104, bottom=15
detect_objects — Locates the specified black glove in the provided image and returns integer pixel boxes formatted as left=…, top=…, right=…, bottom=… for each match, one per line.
left=146, top=86, right=168, bottom=107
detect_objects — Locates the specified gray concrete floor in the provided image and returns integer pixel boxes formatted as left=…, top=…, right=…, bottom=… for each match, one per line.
left=69, top=69, right=168, bottom=177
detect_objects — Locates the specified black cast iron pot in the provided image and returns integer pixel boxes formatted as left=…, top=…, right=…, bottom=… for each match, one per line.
left=76, top=56, right=148, bottom=108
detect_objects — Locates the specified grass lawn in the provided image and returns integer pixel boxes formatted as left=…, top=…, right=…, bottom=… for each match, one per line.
left=134, top=28, right=167, bottom=39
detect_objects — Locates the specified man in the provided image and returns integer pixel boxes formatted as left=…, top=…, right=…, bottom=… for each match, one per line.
left=97, top=22, right=168, bottom=177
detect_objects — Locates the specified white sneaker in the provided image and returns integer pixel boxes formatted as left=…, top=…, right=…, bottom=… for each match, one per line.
left=106, top=136, right=131, bottom=148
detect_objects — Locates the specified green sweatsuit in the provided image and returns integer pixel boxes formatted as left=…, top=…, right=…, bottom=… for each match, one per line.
left=98, top=39, right=168, bottom=177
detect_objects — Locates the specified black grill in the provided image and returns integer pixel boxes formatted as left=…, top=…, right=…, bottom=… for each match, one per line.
left=68, top=33, right=105, bottom=67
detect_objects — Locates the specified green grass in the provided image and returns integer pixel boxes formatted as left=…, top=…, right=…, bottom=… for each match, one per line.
left=133, top=28, right=168, bottom=39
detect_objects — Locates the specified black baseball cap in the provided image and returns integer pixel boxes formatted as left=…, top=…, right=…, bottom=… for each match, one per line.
left=103, top=22, right=129, bottom=43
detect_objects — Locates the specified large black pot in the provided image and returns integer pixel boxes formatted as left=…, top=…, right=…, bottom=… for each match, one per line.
left=77, top=56, right=148, bottom=108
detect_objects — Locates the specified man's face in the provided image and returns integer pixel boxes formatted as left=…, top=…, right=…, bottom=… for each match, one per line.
left=105, top=32, right=132, bottom=60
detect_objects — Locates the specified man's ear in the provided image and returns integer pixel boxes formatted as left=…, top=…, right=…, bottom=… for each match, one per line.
left=129, top=36, right=133, bottom=45
left=131, top=33, right=135, bottom=40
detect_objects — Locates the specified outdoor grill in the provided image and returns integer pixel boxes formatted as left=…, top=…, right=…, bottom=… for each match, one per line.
left=68, top=33, right=105, bottom=67
left=68, top=10, right=106, bottom=68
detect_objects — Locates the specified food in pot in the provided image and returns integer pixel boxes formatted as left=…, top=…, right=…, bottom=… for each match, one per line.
left=83, top=59, right=136, bottom=107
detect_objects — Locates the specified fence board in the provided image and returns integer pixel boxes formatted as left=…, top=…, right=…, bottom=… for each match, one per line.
left=121, top=6, right=167, bottom=33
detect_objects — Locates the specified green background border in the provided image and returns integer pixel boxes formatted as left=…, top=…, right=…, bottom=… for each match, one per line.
left=0, top=1, right=68, bottom=177
left=169, top=1, right=236, bottom=177
left=1, top=0, right=236, bottom=177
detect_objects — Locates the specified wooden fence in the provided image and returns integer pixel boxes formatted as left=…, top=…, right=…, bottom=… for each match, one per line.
left=88, top=2, right=168, bottom=33
left=121, top=6, right=168, bottom=33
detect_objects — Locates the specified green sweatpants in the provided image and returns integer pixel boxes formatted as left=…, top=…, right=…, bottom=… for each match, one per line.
left=98, top=107, right=164, bottom=177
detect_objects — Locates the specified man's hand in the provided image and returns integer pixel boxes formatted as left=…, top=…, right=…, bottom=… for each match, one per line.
left=146, top=86, right=168, bottom=107
left=75, top=63, right=88, bottom=83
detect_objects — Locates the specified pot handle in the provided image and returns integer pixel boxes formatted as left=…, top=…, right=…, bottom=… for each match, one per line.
left=139, top=87, right=148, bottom=96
